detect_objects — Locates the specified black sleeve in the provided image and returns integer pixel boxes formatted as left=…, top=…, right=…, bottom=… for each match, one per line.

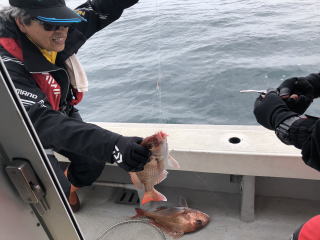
left=76, top=0, right=138, bottom=35
left=89, top=0, right=139, bottom=15
left=3, top=58, right=120, bottom=164
left=62, top=0, right=138, bottom=59
left=28, top=105, right=120, bottom=164
left=289, top=117, right=320, bottom=171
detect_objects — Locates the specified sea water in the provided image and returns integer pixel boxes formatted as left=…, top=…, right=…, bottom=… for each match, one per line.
left=4, top=0, right=320, bottom=124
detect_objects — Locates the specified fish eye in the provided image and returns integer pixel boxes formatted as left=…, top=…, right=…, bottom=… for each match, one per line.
left=195, top=220, right=203, bottom=225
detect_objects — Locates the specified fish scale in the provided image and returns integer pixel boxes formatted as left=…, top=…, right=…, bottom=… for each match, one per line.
left=140, top=157, right=166, bottom=190
left=129, top=131, right=179, bottom=205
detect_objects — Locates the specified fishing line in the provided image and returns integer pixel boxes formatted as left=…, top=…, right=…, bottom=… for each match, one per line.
left=96, top=219, right=167, bottom=240
left=155, top=0, right=165, bottom=123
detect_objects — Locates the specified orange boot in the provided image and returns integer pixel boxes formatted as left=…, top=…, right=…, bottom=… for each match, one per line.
left=64, top=168, right=80, bottom=212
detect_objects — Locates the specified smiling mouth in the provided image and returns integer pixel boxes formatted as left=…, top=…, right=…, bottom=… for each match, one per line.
left=52, top=36, right=67, bottom=44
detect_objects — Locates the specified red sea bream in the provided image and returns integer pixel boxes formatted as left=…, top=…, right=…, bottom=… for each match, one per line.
left=129, top=131, right=180, bottom=205
left=132, top=206, right=210, bottom=238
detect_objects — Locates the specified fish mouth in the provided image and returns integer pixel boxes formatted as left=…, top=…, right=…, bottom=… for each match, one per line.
left=202, top=216, right=211, bottom=226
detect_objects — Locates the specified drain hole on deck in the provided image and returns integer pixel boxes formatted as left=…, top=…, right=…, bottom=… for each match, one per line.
left=129, top=192, right=135, bottom=202
left=229, top=137, right=241, bottom=144
left=120, top=192, right=126, bottom=202
left=115, top=189, right=140, bottom=205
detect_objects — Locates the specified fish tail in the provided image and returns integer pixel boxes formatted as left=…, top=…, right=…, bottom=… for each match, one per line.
left=142, top=189, right=167, bottom=205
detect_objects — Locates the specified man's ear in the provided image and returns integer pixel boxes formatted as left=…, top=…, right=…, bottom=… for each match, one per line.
left=15, top=18, right=27, bottom=33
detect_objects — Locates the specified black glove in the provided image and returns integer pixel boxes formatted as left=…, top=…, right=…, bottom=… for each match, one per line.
left=288, top=117, right=316, bottom=149
left=278, top=77, right=313, bottom=114
left=253, top=89, right=298, bottom=130
left=113, top=136, right=150, bottom=172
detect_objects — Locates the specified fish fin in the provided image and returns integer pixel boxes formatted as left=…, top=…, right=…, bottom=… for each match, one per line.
left=129, top=172, right=144, bottom=190
left=156, top=170, right=168, bottom=185
left=142, top=189, right=167, bottom=205
left=131, top=208, right=145, bottom=218
left=168, top=154, right=180, bottom=169
left=178, top=196, right=188, bottom=208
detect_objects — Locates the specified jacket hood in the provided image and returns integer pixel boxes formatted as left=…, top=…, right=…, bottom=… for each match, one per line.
left=0, top=8, right=20, bottom=39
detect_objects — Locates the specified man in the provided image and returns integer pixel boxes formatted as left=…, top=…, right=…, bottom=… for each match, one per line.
left=253, top=74, right=320, bottom=172
left=0, top=0, right=150, bottom=212
left=253, top=76, right=320, bottom=239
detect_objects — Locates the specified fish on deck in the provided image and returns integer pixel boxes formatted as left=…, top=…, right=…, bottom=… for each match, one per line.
left=131, top=204, right=210, bottom=238
left=129, top=131, right=180, bottom=205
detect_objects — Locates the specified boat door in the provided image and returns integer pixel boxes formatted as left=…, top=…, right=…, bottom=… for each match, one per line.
left=0, top=56, right=85, bottom=240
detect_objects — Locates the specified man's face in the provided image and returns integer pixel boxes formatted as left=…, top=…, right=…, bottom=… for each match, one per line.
left=16, top=18, right=69, bottom=52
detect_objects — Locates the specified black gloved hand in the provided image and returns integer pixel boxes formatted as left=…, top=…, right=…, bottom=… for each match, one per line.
left=288, top=117, right=316, bottom=149
left=113, top=136, right=150, bottom=172
left=278, top=77, right=314, bottom=114
left=253, top=89, right=299, bottom=130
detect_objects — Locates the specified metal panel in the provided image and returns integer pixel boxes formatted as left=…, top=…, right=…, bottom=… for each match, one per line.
left=0, top=152, right=49, bottom=240
left=0, top=57, right=84, bottom=240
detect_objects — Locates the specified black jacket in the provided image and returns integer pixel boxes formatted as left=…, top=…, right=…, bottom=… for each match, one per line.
left=0, top=0, right=138, bottom=164
left=289, top=73, right=320, bottom=171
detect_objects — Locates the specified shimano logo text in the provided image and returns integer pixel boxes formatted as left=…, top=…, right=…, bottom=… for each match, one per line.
left=16, top=89, right=38, bottom=99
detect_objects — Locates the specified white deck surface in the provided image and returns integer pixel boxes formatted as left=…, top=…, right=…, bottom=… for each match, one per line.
left=74, top=184, right=319, bottom=240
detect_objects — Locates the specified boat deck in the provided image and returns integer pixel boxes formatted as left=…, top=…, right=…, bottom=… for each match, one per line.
left=74, top=184, right=319, bottom=240
left=55, top=123, right=320, bottom=239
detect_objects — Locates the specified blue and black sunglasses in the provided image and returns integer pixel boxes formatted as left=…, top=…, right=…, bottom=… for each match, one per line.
left=32, top=16, right=83, bottom=31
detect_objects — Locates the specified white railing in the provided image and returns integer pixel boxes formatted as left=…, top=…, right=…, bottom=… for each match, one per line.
left=56, top=122, right=320, bottom=222
left=92, top=122, right=320, bottom=180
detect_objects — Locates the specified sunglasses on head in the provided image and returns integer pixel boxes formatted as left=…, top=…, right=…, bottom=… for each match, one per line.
left=32, top=18, right=72, bottom=31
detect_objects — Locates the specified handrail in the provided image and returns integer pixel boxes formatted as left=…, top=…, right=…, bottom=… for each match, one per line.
left=56, top=122, right=320, bottom=180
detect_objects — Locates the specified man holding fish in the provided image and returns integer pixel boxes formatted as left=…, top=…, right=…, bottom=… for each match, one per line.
left=0, top=4, right=211, bottom=237
left=253, top=74, right=320, bottom=172
left=0, top=0, right=151, bottom=212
